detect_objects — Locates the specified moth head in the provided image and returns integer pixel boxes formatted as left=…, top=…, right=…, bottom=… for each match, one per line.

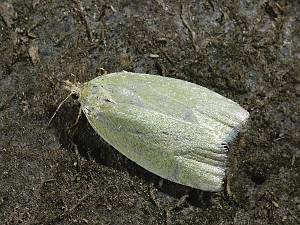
left=64, top=80, right=82, bottom=100
left=47, top=80, right=82, bottom=126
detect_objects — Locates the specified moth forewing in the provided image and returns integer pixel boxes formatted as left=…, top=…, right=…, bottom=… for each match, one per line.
left=78, top=72, right=249, bottom=191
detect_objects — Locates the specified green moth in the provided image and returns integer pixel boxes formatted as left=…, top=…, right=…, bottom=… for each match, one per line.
left=70, top=71, right=249, bottom=192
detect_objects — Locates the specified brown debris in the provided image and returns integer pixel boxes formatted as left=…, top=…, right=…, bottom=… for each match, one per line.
left=0, top=2, right=17, bottom=28
left=28, top=45, right=40, bottom=65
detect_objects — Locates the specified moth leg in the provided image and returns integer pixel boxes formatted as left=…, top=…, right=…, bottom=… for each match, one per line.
left=69, top=105, right=82, bottom=131
left=176, top=194, right=189, bottom=208
left=72, top=143, right=81, bottom=169
left=149, top=183, right=161, bottom=208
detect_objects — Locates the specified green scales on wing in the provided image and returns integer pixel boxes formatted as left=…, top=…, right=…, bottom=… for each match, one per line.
left=78, top=71, right=249, bottom=191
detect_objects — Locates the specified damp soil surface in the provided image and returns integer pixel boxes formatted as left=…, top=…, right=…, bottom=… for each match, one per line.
left=0, top=1, right=299, bottom=224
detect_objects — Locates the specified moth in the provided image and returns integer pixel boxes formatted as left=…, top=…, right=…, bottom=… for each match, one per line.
left=55, top=71, right=249, bottom=192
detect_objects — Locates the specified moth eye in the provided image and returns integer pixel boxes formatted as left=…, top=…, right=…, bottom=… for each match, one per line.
left=71, top=93, right=79, bottom=100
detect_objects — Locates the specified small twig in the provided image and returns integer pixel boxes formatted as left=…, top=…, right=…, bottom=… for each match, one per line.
left=97, top=5, right=108, bottom=45
left=165, top=207, right=172, bottom=225
left=73, top=0, right=93, bottom=42
left=291, top=154, right=295, bottom=166
left=39, top=191, right=92, bottom=225
left=67, top=191, right=93, bottom=213
left=226, top=174, right=233, bottom=198
left=180, top=3, right=198, bottom=51
left=160, top=49, right=175, bottom=66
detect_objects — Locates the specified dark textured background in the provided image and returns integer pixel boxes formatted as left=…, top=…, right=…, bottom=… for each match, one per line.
left=0, top=0, right=299, bottom=224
